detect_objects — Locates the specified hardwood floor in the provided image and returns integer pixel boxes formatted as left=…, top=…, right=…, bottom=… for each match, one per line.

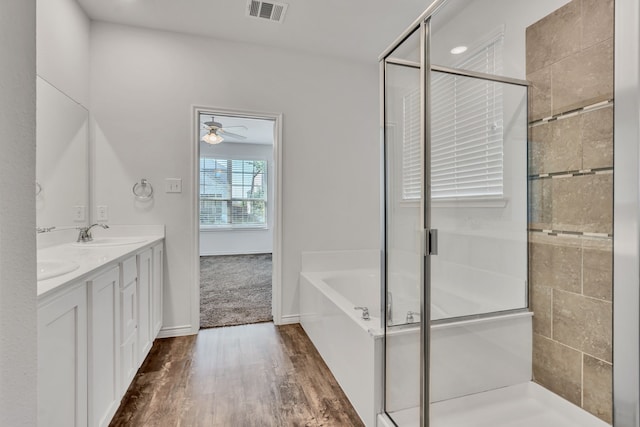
left=109, top=323, right=365, bottom=427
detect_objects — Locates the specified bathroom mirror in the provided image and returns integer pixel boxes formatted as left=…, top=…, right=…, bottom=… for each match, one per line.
left=36, top=76, right=89, bottom=229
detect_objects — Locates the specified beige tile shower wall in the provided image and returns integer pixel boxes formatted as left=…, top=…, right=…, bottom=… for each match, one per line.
left=526, top=0, right=614, bottom=423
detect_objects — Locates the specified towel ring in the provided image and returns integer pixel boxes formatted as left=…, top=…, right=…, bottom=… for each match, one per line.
left=36, top=181, right=42, bottom=196
left=132, top=178, right=153, bottom=200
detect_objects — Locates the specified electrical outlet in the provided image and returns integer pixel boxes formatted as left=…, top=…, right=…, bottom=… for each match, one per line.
left=97, top=205, right=109, bottom=221
left=73, top=205, right=86, bottom=222
left=165, top=178, right=182, bottom=193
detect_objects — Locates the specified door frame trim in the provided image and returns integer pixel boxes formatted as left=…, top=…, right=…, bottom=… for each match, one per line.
left=190, top=105, right=284, bottom=332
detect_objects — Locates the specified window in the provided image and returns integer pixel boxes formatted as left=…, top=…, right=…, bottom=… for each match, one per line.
left=402, top=32, right=505, bottom=201
left=200, top=158, right=267, bottom=227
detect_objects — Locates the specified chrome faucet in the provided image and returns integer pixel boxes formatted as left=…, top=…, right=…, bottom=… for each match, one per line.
left=77, top=223, right=109, bottom=242
left=354, top=306, right=370, bottom=321
left=387, top=291, right=393, bottom=324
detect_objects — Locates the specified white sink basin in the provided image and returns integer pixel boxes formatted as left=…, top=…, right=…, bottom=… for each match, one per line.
left=37, top=260, right=80, bottom=281
left=71, top=237, right=147, bottom=247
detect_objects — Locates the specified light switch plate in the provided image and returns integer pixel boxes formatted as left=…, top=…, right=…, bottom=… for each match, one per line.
left=165, top=178, right=182, bottom=193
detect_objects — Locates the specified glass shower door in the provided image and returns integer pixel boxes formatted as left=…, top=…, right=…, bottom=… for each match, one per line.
left=427, top=53, right=530, bottom=427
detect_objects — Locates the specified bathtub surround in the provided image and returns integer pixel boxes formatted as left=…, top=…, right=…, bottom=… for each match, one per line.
left=527, top=0, right=614, bottom=422
left=199, top=254, right=273, bottom=328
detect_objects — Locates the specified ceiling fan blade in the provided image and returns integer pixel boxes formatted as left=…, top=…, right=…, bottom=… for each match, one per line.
left=221, top=125, right=249, bottom=130
left=219, top=130, right=247, bottom=139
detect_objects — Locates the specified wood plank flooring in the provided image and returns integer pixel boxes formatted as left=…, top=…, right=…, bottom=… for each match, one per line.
left=109, top=323, right=364, bottom=427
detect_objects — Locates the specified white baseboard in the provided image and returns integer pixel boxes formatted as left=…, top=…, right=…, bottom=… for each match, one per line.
left=276, top=314, right=300, bottom=325
left=157, top=325, right=196, bottom=338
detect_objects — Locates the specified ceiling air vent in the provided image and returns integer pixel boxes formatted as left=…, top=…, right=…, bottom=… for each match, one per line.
left=246, top=0, right=288, bottom=23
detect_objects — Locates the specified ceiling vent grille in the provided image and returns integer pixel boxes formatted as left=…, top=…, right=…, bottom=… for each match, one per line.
left=246, top=0, right=288, bottom=23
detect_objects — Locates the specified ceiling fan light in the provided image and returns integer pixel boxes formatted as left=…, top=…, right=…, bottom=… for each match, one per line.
left=202, top=132, right=224, bottom=144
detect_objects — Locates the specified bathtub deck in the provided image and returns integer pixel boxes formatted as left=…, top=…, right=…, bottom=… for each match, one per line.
left=386, top=382, right=609, bottom=427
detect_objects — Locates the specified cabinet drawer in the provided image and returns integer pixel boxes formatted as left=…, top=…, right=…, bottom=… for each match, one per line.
left=121, top=257, right=137, bottom=287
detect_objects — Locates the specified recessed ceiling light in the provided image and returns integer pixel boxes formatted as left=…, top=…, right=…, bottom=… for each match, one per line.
left=450, top=46, right=468, bottom=55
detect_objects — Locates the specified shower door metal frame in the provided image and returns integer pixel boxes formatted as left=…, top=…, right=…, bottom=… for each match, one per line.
left=380, top=2, right=442, bottom=424
left=380, top=22, right=433, bottom=427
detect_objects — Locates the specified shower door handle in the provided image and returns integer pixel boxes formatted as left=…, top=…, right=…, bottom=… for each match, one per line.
left=426, top=229, right=438, bottom=255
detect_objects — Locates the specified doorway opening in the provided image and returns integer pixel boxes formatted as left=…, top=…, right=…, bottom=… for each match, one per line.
left=194, top=108, right=281, bottom=329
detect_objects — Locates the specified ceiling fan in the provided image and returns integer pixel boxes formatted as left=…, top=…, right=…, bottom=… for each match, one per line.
left=201, top=117, right=247, bottom=144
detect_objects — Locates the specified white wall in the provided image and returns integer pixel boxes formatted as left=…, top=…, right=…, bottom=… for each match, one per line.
left=37, top=0, right=90, bottom=107
left=199, top=141, right=274, bottom=256
left=0, top=1, right=37, bottom=425
left=90, top=22, right=380, bottom=331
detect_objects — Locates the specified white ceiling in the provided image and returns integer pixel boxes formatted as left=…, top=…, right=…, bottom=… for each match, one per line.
left=76, top=0, right=431, bottom=63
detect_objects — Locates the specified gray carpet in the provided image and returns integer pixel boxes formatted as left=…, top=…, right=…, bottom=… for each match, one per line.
left=200, top=253, right=273, bottom=329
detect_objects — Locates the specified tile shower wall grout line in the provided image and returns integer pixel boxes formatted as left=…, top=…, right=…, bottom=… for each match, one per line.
left=535, top=332, right=612, bottom=365
left=552, top=288, right=612, bottom=305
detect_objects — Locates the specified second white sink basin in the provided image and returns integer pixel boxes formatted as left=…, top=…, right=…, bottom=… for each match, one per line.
left=72, top=237, right=147, bottom=247
left=37, top=260, right=80, bottom=281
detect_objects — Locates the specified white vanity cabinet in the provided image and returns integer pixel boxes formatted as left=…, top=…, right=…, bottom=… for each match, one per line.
left=38, top=236, right=164, bottom=427
left=38, top=283, right=88, bottom=427
left=137, top=249, right=153, bottom=362
left=151, top=242, right=164, bottom=337
left=119, top=256, right=138, bottom=394
left=88, top=267, right=120, bottom=427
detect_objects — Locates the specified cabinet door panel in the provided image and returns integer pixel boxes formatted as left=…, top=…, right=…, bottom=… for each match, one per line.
left=38, top=285, right=87, bottom=427
left=121, top=280, right=137, bottom=339
left=88, top=267, right=120, bottom=427
left=120, top=266, right=138, bottom=395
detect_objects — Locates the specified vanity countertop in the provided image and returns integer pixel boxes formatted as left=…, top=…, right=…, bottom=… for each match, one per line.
left=37, top=225, right=164, bottom=299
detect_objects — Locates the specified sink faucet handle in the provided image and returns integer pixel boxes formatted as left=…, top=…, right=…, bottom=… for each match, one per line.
left=76, top=223, right=109, bottom=242
left=354, top=306, right=370, bottom=321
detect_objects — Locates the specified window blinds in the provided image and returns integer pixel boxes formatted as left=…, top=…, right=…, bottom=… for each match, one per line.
left=200, top=158, right=267, bottom=226
left=402, top=90, right=422, bottom=200
left=402, top=33, right=504, bottom=201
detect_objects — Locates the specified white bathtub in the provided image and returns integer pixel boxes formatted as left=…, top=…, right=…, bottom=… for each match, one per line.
left=299, top=252, right=532, bottom=427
